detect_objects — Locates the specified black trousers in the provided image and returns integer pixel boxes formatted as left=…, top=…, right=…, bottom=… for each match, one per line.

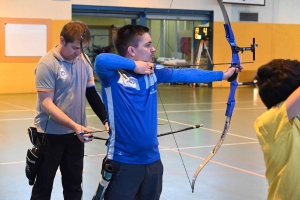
left=31, top=133, right=84, bottom=200
left=104, top=159, right=164, bottom=200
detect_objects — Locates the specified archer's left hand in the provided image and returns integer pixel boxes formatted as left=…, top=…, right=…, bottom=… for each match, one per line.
left=223, top=66, right=243, bottom=80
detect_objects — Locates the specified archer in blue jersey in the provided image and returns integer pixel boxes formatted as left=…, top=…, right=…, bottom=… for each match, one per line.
left=94, top=24, right=241, bottom=200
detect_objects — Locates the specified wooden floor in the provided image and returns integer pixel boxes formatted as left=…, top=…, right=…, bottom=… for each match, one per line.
left=0, top=84, right=268, bottom=200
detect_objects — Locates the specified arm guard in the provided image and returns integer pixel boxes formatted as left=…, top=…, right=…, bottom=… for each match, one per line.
left=86, top=86, right=107, bottom=125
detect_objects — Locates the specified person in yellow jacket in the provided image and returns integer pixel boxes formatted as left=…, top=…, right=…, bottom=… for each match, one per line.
left=254, top=59, right=300, bottom=200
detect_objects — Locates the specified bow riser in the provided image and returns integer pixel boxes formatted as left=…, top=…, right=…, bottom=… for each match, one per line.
left=224, top=24, right=236, bottom=45
left=225, top=82, right=237, bottom=117
left=224, top=24, right=241, bottom=68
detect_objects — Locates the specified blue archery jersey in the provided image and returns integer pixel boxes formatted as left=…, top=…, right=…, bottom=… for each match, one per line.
left=94, top=53, right=223, bottom=164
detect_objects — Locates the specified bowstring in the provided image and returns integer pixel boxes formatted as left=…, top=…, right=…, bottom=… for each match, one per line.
left=154, top=0, right=192, bottom=187
left=80, top=28, right=88, bottom=200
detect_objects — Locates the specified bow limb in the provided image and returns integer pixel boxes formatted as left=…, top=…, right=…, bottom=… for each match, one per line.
left=80, top=30, right=93, bottom=68
left=191, top=0, right=240, bottom=192
left=191, top=82, right=237, bottom=192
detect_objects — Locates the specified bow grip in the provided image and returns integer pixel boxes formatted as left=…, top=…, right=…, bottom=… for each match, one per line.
left=227, top=71, right=238, bottom=82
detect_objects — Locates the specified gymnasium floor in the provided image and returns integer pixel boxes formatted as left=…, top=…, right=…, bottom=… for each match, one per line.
left=0, top=84, right=268, bottom=200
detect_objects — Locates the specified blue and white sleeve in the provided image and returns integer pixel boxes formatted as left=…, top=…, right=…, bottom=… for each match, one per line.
left=155, top=64, right=223, bottom=84
left=171, top=68, right=223, bottom=83
left=94, top=53, right=136, bottom=79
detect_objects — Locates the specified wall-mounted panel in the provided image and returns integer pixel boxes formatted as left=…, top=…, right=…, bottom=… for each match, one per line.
left=0, top=18, right=52, bottom=62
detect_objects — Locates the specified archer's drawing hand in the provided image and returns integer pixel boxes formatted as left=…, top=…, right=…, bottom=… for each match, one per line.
left=133, top=61, right=154, bottom=75
left=223, top=66, right=243, bottom=80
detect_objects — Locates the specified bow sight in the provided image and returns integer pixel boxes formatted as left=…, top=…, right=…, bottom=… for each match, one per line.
left=234, top=38, right=258, bottom=61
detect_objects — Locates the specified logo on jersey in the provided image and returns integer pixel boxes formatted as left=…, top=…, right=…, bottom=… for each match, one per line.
left=150, top=88, right=157, bottom=94
left=59, top=68, right=67, bottom=80
left=118, top=71, right=140, bottom=90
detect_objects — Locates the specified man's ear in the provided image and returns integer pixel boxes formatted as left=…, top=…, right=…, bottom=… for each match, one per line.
left=127, top=46, right=135, bottom=57
left=60, top=36, right=65, bottom=46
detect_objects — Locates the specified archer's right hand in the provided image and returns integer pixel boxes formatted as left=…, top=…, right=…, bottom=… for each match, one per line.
left=133, top=61, right=154, bottom=75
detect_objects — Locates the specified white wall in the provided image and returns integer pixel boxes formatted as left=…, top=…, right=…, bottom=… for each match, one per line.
left=71, top=0, right=300, bottom=24
left=0, top=0, right=71, bottom=20
left=229, top=0, right=300, bottom=24
left=0, top=0, right=300, bottom=24
left=72, top=0, right=225, bottom=21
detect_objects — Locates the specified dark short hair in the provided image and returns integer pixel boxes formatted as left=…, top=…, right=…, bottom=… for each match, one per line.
left=255, top=59, right=300, bottom=109
left=60, top=21, right=91, bottom=44
left=113, top=25, right=149, bottom=56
